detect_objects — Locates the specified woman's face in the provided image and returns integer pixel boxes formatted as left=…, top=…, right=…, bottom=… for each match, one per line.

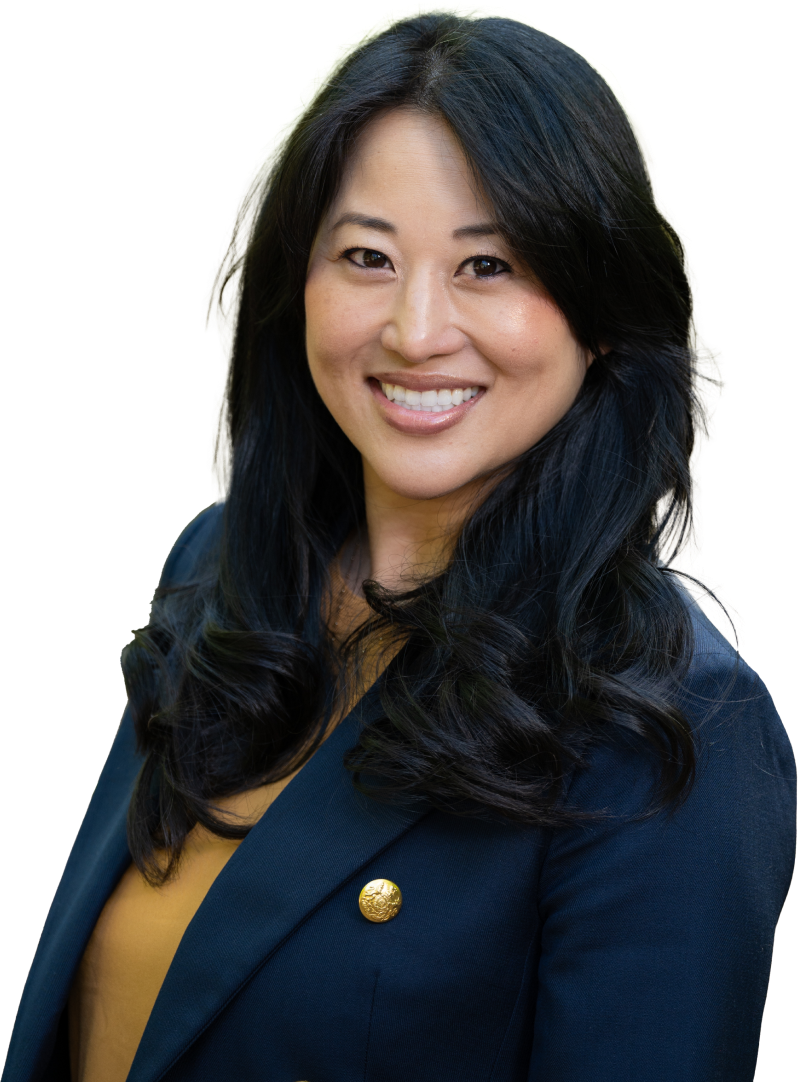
left=305, top=108, right=590, bottom=503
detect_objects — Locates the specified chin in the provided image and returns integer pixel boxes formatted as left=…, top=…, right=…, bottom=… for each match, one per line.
left=374, top=465, right=487, bottom=503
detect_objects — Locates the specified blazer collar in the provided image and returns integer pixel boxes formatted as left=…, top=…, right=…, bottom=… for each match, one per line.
left=128, top=684, right=428, bottom=1082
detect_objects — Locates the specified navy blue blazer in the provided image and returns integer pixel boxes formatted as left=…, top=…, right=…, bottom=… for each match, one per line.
left=4, top=506, right=795, bottom=1082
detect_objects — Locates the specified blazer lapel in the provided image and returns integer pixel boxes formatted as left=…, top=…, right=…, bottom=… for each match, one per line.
left=128, top=685, right=428, bottom=1082
left=3, top=708, right=139, bottom=1082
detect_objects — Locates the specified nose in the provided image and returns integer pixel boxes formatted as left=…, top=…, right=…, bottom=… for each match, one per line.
left=379, top=270, right=466, bottom=363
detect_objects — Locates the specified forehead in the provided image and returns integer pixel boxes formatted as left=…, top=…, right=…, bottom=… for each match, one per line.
left=348, top=108, right=464, bottom=171
left=350, top=108, right=477, bottom=183
left=329, top=108, right=488, bottom=225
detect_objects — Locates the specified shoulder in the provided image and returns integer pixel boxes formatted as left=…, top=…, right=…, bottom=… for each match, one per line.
left=158, top=502, right=225, bottom=590
left=640, top=580, right=792, bottom=769
left=538, top=598, right=795, bottom=945
left=553, top=583, right=794, bottom=842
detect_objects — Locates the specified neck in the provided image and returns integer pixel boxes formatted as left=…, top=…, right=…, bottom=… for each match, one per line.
left=339, top=525, right=369, bottom=601
left=346, top=458, right=491, bottom=593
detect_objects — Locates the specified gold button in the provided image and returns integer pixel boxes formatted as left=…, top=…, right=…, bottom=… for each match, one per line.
left=359, top=878, right=402, bottom=922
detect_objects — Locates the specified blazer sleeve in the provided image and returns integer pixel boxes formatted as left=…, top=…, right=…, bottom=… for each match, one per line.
left=528, top=631, right=795, bottom=1081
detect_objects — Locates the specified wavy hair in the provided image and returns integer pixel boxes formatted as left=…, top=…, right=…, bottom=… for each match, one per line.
left=123, top=12, right=702, bottom=883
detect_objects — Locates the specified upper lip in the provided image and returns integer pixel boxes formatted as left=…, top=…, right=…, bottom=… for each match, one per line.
left=371, top=371, right=485, bottom=392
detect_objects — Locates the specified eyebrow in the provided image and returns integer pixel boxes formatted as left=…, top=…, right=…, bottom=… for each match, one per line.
left=330, top=212, right=500, bottom=241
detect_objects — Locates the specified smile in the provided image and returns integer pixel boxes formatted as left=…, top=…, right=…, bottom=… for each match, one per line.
left=367, top=378, right=484, bottom=432
left=380, top=382, right=481, bottom=412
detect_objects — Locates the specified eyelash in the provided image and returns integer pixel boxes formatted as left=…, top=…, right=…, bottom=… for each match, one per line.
left=337, top=247, right=513, bottom=277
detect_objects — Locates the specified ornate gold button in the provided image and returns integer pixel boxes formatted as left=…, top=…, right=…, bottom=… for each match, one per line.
left=359, top=878, right=402, bottom=922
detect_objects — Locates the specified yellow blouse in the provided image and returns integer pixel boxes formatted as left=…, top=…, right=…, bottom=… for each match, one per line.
left=68, top=565, right=397, bottom=1082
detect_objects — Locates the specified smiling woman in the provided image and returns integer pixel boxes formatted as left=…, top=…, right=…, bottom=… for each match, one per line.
left=305, top=109, right=590, bottom=521
left=4, top=11, right=794, bottom=1082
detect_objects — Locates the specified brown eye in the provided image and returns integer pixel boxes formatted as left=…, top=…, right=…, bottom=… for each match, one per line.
left=361, top=249, right=388, bottom=268
left=472, top=257, right=502, bottom=277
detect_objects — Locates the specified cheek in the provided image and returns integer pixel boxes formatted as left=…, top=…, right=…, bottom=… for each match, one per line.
left=305, top=278, right=346, bottom=371
left=482, top=295, right=584, bottom=391
left=304, top=274, right=376, bottom=378
left=488, top=295, right=544, bottom=355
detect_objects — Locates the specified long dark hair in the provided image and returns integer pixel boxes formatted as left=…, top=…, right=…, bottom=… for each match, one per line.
left=123, top=12, right=702, bottom=883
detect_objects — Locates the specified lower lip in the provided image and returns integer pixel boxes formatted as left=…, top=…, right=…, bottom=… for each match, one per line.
left=368, top=381, right=483, bottom=434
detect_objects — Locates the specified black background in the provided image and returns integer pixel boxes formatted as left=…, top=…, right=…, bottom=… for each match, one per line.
left=7, top=6, right=791, bottom=1073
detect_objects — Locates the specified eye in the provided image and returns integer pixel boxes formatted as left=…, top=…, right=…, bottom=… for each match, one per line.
left=335, top=246, right=512, bottom=276
left=466, top=256, right=510, bottom=278
left=345, top=248, right=393, bottom=270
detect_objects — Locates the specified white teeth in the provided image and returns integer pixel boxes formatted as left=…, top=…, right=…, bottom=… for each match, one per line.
left=378, top=382, right=481, bottom=412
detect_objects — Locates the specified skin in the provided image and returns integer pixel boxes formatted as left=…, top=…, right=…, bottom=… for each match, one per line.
left=305, top=108, right=591, bottom=591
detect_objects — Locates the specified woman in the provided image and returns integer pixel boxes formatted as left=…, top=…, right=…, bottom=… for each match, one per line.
left=5, top=12, right=794, bottom=1082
